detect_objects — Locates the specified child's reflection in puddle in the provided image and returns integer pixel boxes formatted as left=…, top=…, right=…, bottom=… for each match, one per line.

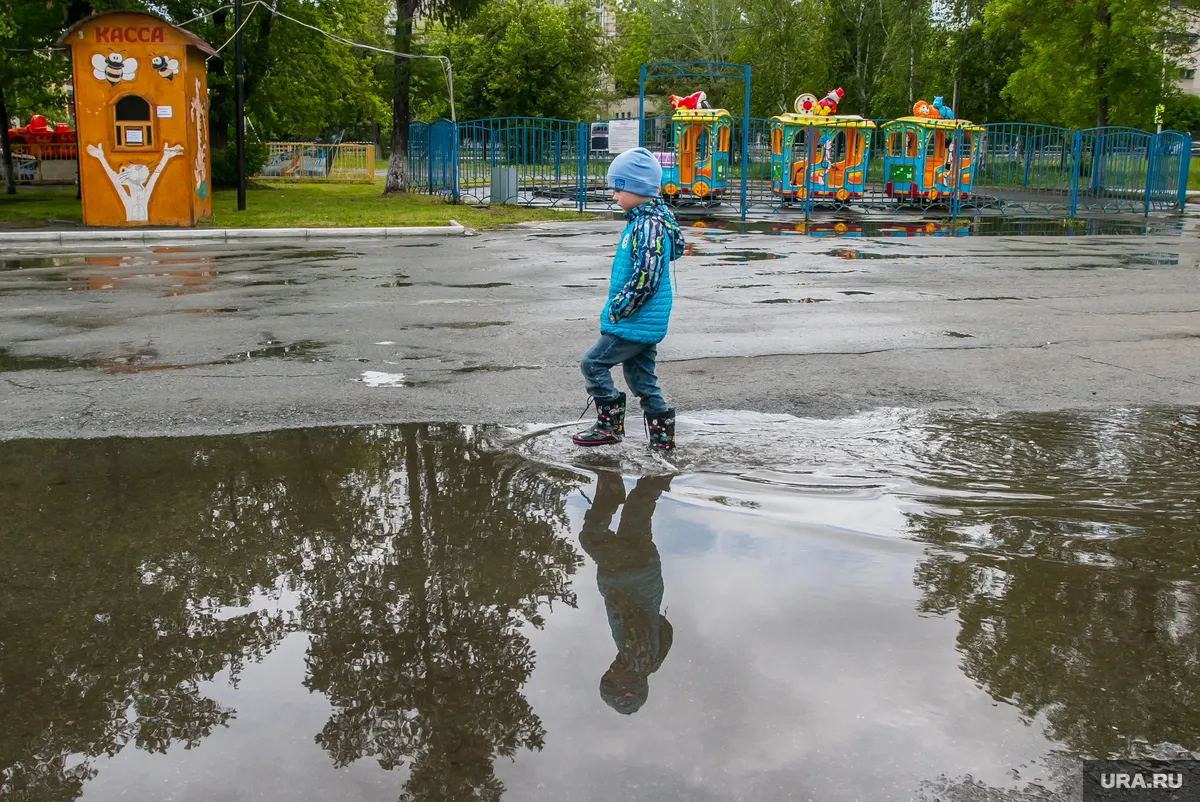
left=579, top=470, right=674, bottom=715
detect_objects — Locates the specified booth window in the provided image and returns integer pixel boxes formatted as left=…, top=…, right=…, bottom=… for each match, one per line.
left=114, top=95, right=154, bottom=149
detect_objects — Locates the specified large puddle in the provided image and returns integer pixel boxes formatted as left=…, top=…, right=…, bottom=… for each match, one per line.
left=2, top=408, right=1198, bottom=801
left=0, top=245, right=351, bottom=298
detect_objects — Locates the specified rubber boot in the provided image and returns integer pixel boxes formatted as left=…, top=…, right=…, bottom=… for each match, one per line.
left=572, top=393, right=626, bottom=446
left=645, top=408, right=676, bottom=451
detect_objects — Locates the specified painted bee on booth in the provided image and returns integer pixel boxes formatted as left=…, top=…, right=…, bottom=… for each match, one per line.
left=92, top=53, right=138, bottom=86
left=151, top=56, right=179, bottom=80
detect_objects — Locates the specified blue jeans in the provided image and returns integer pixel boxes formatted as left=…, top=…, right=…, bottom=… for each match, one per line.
left=581, top=334, right=669, bottom=414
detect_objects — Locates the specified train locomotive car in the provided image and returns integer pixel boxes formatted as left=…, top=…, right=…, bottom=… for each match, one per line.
left=660, top=90, right=733, bottom=204
left=881, top=98, right=984, bottom=203
left=769, top=89, right=875, bottom=204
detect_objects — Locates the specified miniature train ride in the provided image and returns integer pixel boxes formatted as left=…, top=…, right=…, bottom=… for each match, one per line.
left=881, top=98, right=984, bottom=202
left=770, top=89, right=875, bottom=204
left=659, top=91, right=733, bottom=204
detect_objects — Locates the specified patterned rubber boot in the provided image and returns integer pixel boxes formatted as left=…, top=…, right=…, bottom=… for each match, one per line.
left=645, top=408, right=676, bottom=451
left=572, top=393, right=627, bottom=446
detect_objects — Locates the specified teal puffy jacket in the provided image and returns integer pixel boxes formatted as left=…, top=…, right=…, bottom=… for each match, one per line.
left=601, top=199, right=686, bottom=344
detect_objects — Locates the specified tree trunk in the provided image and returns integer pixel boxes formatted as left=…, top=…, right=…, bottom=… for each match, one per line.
left=385, top=0, right=418, bottom=195
left=0, top=83, right=16, bottom=195
left=1095, top=0, right=1110, bottom=128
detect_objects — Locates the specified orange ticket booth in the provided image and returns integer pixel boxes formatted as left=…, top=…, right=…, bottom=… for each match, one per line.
left=57, top=11, right=216, bottom=227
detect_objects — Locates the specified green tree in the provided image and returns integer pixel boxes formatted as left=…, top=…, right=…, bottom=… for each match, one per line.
left=406, top=27, right=460, bottom=123
left=930, top=15, right=1021, bottom=123
left=888, top=0, right=1019, bottom=124
left=984, top=0, right=1198, bottom=128
left=825, top=0, right=948, bottom=118
left=612, top=3, right=651, bottom=98
left=0, top=0, right=73, bottom=194
left=156, top=0, right=392, bottom=147
left=853, top=0, right=929, bottom=119
left=1, top=0, right=394, bottom=195
left=383, top=0, right=487, bottom=193
left=624, top=0, right=743, bottom=110
left=730, top=0, right=832, bottom=118
left=826, top=0, right=891, bottom=116
left=438, top=0, right=607, bottom=121
left=1163, top=90, right=1200, bottom=135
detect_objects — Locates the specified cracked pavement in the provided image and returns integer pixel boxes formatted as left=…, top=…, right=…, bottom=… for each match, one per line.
left=1, top=214, right=1198, bottom=440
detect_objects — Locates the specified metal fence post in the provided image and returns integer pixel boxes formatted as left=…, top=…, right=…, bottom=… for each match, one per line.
left=803, top=123, right=813, bottom=222
left=1144, top=132, right=1158, bottom=216
left=1021, top=128, right=1032, bottom=190
left=1068, top=130, right=1082, bottom=218
left=553, top=129, right=562, bottom=191
left=577, top=122, right=587, bottom=213
left=740, top=65, right=750, bottom=220
left=451, top=122, right=460, bottom=203
left=428, top=127, right=435, bottom=194
left=638, top=64, right=646, bottom=148
left=1179, top=133, right=1192, bottom=211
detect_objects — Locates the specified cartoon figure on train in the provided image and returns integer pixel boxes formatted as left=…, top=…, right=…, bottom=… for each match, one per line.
left=880, top=97, right=982, bottom=202
left=659, top=90, right=733, bottom=204
left=769, top=87, right=874, bottom=204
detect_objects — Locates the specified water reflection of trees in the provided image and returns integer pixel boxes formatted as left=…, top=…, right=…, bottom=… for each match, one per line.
left=0, top=425, right=581, bottom=802
left=907, top=409, right=1200, bottom=757
left=299, top=426, right=583, bottom=801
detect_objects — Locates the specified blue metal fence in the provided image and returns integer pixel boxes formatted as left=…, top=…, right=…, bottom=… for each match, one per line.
left=407, top=116, right=1192, bottom=219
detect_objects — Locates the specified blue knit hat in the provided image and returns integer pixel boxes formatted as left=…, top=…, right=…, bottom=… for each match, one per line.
left=607, top=147, right=661, bottom=197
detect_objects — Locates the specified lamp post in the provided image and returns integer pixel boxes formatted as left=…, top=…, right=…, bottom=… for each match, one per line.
left=235, top=0, right=246, bottom=210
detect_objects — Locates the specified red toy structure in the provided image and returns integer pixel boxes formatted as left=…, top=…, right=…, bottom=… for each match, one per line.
left=4, top=114, right=79, bottom=183
left=7, top=114, right=78, bottom=157
left=669, top=91, right=709, bottom=110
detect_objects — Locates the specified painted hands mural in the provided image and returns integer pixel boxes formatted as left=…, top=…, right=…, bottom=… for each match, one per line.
left=86, top=142, right=183, bottom=222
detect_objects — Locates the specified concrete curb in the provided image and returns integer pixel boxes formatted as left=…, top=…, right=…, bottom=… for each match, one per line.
left=1, top=220, right=469, bottom=244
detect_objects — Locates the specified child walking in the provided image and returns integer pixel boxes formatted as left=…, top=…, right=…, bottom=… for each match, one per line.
left=573, top=147, right=685, bottom=451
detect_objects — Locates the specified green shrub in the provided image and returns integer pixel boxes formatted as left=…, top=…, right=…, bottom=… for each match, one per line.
left=212, top=139, right=269, bottom=187
left=1163, top=93, right=1200, bottom=137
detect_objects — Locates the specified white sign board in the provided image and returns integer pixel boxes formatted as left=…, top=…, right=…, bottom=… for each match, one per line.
left=156, top=106, right=173, bottom=118
left=125, top=128, right=143, bottom=144
left=608, top=119, right=640, bottom=154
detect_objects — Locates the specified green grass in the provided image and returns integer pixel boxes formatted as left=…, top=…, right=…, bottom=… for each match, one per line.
left=0, top=186, right=82, bottom=225
left=0, top=183, right=592, bottom=230
left=1189, top=159, right=1200, bottom=191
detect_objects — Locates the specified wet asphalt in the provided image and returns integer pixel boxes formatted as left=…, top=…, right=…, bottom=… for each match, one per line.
left=3, top=214, right=1200, bottom=802
left=1, top=214, right=1198, bottom=440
